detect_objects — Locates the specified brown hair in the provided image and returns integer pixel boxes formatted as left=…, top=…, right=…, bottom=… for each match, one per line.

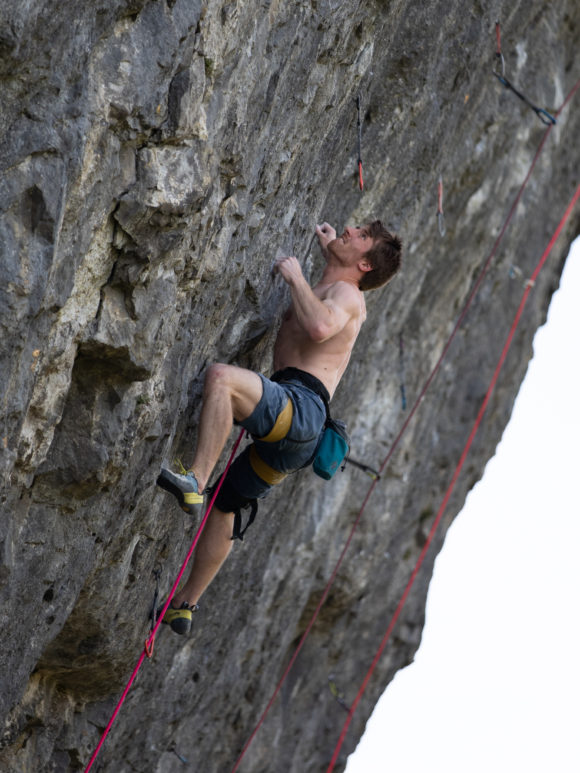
left=360, top=220, right=402, bottom=291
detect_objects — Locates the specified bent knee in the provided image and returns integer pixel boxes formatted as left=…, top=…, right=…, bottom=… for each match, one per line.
left=204, top=363, right=234, bottom=392
left=205, top=363, right=263, bottom=417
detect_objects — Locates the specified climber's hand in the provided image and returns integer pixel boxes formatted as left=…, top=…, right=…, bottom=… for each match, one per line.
left=316, top=222, right=336, bottom=256
left=274, top=256, right=304, bottom=286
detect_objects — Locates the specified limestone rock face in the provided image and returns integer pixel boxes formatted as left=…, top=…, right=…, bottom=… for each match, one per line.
left=1, top=1, right=579, bottom=770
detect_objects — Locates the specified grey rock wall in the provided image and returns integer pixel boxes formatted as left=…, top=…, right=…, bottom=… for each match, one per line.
left=1, top=0, right=579, bottom=771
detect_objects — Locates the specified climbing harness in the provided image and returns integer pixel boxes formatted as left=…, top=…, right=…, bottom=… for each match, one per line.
left=231, top=499, right=259, bottom=541
left=398, top=333, right=407, bottom=411
left=211, top=467, right=260, bottom=542
left=230, top=74, right=580, bottom=773
left=326, top=178, right=580, bottom=772
left=356, top=94, right=364, bottom=191
left=493, top=21, right=556, bottom=126
left=437, top=175, right=446, bottom=237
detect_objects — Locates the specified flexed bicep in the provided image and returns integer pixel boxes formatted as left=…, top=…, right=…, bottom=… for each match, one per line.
left=311, top=283, right=362, bottom=342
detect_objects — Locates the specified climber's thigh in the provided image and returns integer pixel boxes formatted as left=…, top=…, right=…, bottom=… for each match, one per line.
left=205, top=363, right=264, bottom=423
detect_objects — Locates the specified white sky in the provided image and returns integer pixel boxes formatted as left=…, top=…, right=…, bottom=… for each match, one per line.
left=346, top=236, right=580, bottom=772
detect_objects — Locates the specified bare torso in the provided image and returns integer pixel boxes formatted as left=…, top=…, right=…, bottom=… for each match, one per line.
left=273, top=280, right=366, bottom=398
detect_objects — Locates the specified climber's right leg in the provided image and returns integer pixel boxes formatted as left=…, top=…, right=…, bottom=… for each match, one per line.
left=157, top=364, right=263, bottom=513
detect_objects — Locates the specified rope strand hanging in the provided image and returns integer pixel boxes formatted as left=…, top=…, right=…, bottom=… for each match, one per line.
left=229, top=73, right=580, bottom=773
left=84, top=429, right=245, bottom=773
left=80, top=47, right=580, bottom=769
left=326, top=177, right=580, bottom=771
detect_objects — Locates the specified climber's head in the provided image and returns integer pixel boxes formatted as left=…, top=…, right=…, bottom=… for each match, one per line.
left=327, top=221, right=402, bottom=290
left=357, top=220, right=402, bottom=291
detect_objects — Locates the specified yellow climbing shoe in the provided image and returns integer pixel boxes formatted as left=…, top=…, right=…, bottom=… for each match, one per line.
left=159, top=601, right=199, bottom=636
left=157, top=467, right=203, bottom=514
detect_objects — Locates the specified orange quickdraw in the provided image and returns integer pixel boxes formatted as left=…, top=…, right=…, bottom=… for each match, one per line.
left=356, top=94, right=364, bottom=191
left=144, top=634, right=155, bottom=659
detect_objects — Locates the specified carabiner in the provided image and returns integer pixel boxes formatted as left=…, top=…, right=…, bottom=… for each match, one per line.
left=492, top=21, right=557, bottom=126
left=534, top=107, right=557, bottom=126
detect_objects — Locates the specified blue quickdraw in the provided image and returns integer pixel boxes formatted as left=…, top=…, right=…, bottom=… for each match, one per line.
left=493, top=21, right=556, bottom=126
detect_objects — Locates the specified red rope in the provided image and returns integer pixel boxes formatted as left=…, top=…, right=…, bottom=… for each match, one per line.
left=326, top=179, right=580, bottom=771
left=231, top=117, right=550, bottom=773
left=230, top=74, right=580, bottom=772
left=82, top=72, right=580, bottom=773
left=84, top=429, right=245, bottom=773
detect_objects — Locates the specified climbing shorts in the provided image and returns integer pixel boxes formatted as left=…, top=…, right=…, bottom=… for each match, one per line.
left=213, top=368, right=328, bottom=511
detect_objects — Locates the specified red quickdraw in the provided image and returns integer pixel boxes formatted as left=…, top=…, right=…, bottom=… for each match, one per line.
left=356, top=94, right=364, bottom=191
left=231, top=73, right=580, bottom=773
left=495, top=19, right=505, bottom=77
left=144, top=635, right=155, bottom=659
left=437, top=175, right=446, bottom=237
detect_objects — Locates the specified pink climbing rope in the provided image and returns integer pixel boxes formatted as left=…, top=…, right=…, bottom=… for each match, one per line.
left=230, top=73, right=580, bottom=772
left=84, top=429, right=245, bottom=773
left=326, top=179, right=580, bottom=771
left=84, top=72, right=580, bottom=773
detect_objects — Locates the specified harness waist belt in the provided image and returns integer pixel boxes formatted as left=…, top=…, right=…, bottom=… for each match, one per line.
left=270, top=367, right=330, bottom=406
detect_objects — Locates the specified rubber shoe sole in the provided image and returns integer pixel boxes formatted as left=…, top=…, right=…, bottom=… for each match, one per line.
left=157, top=468, right=203, bottom=514
left=153, top=602, right=199, bottom=636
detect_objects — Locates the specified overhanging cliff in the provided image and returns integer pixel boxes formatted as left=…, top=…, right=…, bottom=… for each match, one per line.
left=1, top=1, right=579, bottom=771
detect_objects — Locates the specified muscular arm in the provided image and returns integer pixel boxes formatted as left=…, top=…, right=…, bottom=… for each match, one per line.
left=275, top=257, right=359, bottom=342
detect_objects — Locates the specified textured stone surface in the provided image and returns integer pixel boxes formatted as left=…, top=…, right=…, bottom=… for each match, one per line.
left=1, top=0, right=579, bottom=770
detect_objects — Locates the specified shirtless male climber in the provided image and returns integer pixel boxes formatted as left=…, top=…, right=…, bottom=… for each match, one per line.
left=156, top=220, right=402, bottom=634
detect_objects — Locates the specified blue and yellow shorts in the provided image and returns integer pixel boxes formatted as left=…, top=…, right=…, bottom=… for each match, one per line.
left=213, top=368, right=328, bottom=512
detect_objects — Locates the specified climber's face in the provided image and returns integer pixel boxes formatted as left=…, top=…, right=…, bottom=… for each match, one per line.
left=327, top=225, right=373, bottom=266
